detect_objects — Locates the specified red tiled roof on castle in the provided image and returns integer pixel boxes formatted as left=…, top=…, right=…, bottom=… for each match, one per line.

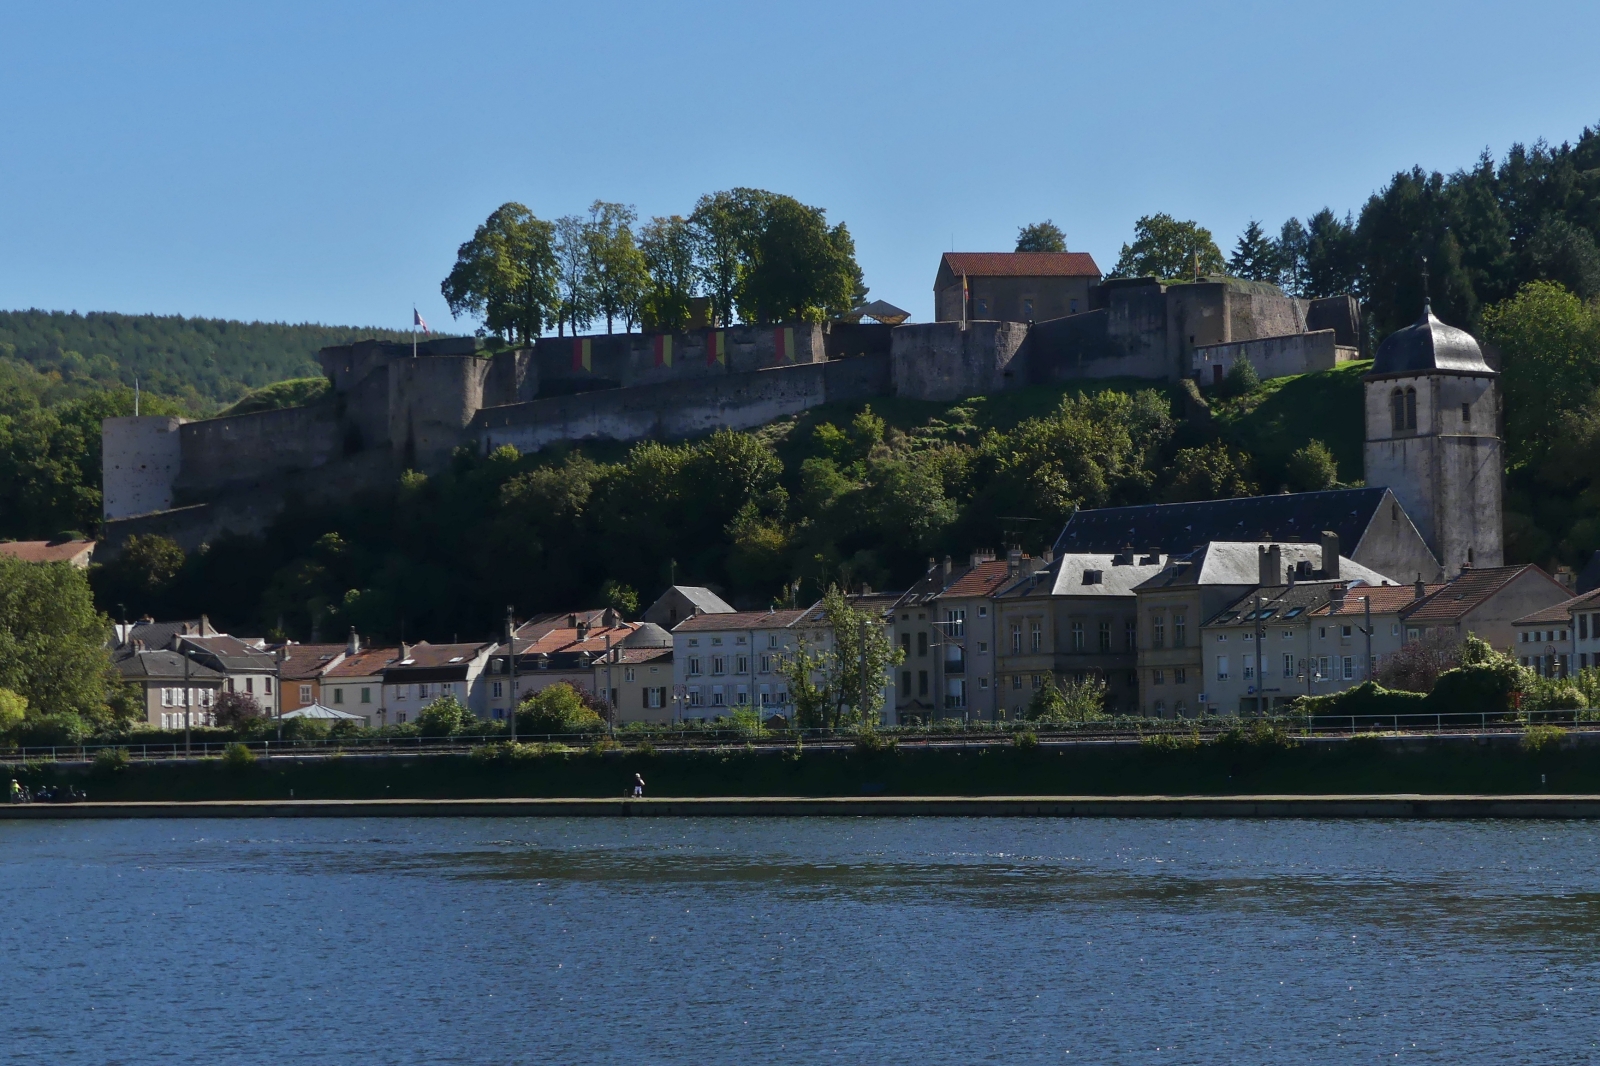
left=941, top=252, right=1102, bottom=278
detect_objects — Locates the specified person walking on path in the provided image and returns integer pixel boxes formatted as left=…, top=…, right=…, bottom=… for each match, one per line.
left=632, top=773, right=645, bottom=798
left=9, top=779, right=19, bottom=803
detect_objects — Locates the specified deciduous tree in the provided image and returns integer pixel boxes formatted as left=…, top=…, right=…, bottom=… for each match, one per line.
left=1015, top=221, right=1067, bottom=253
left=638, top=215, right=699, bottom=330
left=1110, top=214, right=1225, bottom=280
left=440, top=202, right=559, bottom=344
left=584, top=201, right=649, bottom=333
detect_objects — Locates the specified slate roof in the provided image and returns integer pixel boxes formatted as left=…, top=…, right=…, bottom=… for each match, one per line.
left=281, top=702, right=364, bottom=721
left=668, top=586, right=736, bottom=614
left=112, top=649, right=225, bottom=683
left=1134, top=542, right=1392, bottom=592
left=1053, top=488, right=1392, bottom=558
left=1045, top=553, right=1170, bottom=598
left=1512, top=589, right=1600, bottom=627
left=112, top=618, right=213, bottom=651
left=795, top=593, right=902, bottom=627
left=0, top=539, right=94, bottom=566
left=1403, top=566, right=1561, bottom=624
left=941, top=252, right=1102, bottom=278
left=1368, top=304, right=1494, bottom=381
left=1205, top=581, right=1349, bottom=628
left=176, top=635, right=276, bottom=672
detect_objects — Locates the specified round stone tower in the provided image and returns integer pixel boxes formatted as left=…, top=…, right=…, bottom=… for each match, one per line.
left=1362, top=301, right=1503, bottom=576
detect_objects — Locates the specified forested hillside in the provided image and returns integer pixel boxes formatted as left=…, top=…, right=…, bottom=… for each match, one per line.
left=0, top=310, right=421, bottom=413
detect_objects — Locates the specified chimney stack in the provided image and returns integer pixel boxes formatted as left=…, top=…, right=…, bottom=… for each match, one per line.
left=942, top=555, right=953, bottom=580
left=401, top=642, right=412, bottom=659
left=1319, top=531, right=1340, bottom=580
left=1414, top=574, right=1426, bottom=601
left=1258, top=543, right=1283, bottom=587
left=348, top=627, right=361, bottom=655
left=1329, top=583, right=1347, bottom=610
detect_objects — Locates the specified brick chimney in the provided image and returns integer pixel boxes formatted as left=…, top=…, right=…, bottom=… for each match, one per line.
left=1414, top=574, right=1426, bottom=600
left=1319, top=531, right=1340, bottom=580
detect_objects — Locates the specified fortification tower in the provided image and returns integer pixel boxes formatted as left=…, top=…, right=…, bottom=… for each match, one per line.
left=1362, top=299, right=1502, bottom=575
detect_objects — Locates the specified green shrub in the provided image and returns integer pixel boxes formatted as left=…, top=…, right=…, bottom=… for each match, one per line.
left=1522, top=725, right=1566, bottom=753
left=1297, top=681, right=1429, bottom=718
left=855, top=730, right=898, bottom=754
left=92, top=746, right=130, bottom=774
left=1219, top=353, right=1261, bottom=397
left=417, top=694, right=474, bottom=738
left=1523, top=674, right=1587, bottom=711
left=12, top=712, right=88, bottom=748
left=1026, top=675, right=1107, bottom=724
left=1012, top=729, right=1038, bottom=750
left=471, top=740, right=566, bottom=763
left=517, top=684, right=605, bottom=736
left=1140, top=729, right=1202, bottom=751
left=1424, top=659, right=1526, bottom=717
left=221, top=742, right=256, bottom=768
left=0, top=687, right=27, bottom=733
left=588, top=737, right=623, bottom=755
left=1215, top=719, right=1296, bottom=751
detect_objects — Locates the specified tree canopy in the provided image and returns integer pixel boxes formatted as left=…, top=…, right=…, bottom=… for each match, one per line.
left=0, top=556, right=111, bottom=723
left=1015, top=221, right=1067, bottom=253
left=1111, top=214, right=1226, bottom=280
left=440, top=202, right=560, bottom=344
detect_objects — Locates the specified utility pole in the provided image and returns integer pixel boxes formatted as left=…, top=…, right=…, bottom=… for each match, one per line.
left=605, top=633, right=615, bottom=738
left=1254, top=595, right=1264, bottom=718
left=507, top=606, right=517, bottom=743
left=1362, top=596, right=1373, bottom=683
left=182, top=647, right=191, bottom=757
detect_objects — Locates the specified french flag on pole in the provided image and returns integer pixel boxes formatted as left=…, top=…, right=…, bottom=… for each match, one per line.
left=413, top=308, right=430, bottom=333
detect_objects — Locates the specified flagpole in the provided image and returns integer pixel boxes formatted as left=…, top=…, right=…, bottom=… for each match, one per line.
left=412, top=307, right=417, bottom=359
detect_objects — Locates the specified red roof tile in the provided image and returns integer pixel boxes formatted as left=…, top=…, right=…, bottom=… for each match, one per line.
left=1513, top=589, right=1600, bottom=627
left=1313, top=584, right=1445, bottom=617
left=941, top=560, right=1015, bottom=598
left=673, top=610, right=808, bottom=632
left=0, top=539, right=94, bottom=566
left=274, top=644, right=350, bottom=681
left=1402, top=566, right=1561, bottom=623
left=325, top=648, right=399, bottom=678
left=942, top=252, right=1102, bottom=279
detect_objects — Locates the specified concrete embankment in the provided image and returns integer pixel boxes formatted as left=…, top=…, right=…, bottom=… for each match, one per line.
left=6, top=795, right=1600, bottom=819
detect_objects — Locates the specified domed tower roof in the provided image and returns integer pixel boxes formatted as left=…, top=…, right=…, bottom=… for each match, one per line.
left=1367, top=301, right=1494, bottom=381
left=622, top=622, right=673, bottom=649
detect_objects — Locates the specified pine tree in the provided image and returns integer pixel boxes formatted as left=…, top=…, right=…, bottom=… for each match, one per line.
left=1228, top=220, right=1279, bottom=281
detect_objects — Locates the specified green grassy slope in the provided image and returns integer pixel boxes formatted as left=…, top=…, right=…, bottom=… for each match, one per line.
left=1211, top=360, right=1371, bottom=486
left=0, top=309, right=429, bottom=414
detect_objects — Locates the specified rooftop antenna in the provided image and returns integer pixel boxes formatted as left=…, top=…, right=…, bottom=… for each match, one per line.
left=1421, top=255, right=1431, bottom=315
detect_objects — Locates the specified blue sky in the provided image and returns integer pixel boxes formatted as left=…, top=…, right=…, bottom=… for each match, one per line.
left=2, top=1, right=1597, bottom=331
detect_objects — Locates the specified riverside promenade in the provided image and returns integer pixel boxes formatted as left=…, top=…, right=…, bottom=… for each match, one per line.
left=6, top=795, right=1600, bottom=818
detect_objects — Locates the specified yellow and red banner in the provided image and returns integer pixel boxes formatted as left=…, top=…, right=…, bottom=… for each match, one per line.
left=572, top=337, right=591, bottom=371
left=774, top=326, right=796, bottom=363
left=706, top=330, right=725, bottom=366
left=653, top=334, right=673, bottom=368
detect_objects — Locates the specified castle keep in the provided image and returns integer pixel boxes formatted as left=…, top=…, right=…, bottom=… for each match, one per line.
left=99, top=260, right=1430, bottom=560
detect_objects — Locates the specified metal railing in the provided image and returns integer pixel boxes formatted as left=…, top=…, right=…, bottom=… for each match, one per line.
left=0, top=708, right=1594, bottom=764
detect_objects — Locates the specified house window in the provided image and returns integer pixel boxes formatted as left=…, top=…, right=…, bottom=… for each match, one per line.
left=736, top=686, right=749, bottom=706
left=735, top=636, right=747, bottom=645
left=711, top=656, right=725, bottom=675
left=918, top=671, right=929, bottom=697
left=901, top=671, right=911, bottom=697
left=1342, top=656, right=1355, bottom=681
left=299, top=684, right=312, bottom=704
left=624, top=667, right=636, bottom=683
left=1125, top=620, right=1137, bottom=650
left=1244, top=657, right=1255, bottom=680
left=492, top=681, right=503, bottom=698
left=397, top=712, right=407, bottom=724
left=1098, top=622, right=1111, bottom=653
left=1341, top=625, right=1353, bottom=638
left=1154, top=700, right=1166, bottom=716
left=440, top=683, right=453, bottom=697
left=1030, top=622, right=1042, bottom=652
left=735, top=656, right=748, bottom=674
left=333, top=688, right=344, bottom=704
left=688, top=638, right=699, bottom=647
left=769, top=635, right=779, bottom=649
left=979, top=606, right=987, bottom=617
left=759, top=654, right=771, bottom=673
left=1011, top=675, right=1022, bottom=690
left=688, top=656, right=702, bottom=676
left=1153, top=670, right=1165, bottom=685
left=689, top=687, right=703, bottom=707
left=947, top=609, right=966, bottom=638
left=1283, top=654, right=1294, bottom=678
left=1152, top=617, right=1165, bottom=649
left=160, top=687, right=172, bottom=707
left=711, top=686, right=725, bottom=706
left=1030, top=674, right=1041, bottom=690
left=1010, top=624, right=1022, bottom=654
left=361, top=687, right=371, bottom=704
left=1174, top=668, right=1186, bottom=685
left=1462, top=402, right=1471, bottom=423
left=978, top=641, right=988, bottom=654
left=1217, top=656, right=1230, bottom=681
left=245, top=677, right=254, bottom=695
left=1173, top=615, right=1186, bottom=648
left=900, top=633, right=911, bottom=655
left=711, top=637, right=723, bottom=646
left=1072, top=623, right=1085, bottom=651
left=979, top=678, right=988, bottom=689
left=917, top=632, right=928, bottom=657
left=395, top=685, right=407, bottom=700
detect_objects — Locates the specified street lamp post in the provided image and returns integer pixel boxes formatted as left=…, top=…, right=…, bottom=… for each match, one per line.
left=507, top=606, right=517, bottom=743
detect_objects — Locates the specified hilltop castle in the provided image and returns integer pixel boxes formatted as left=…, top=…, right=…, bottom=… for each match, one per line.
left=102, top=256, right=1486, bottom=573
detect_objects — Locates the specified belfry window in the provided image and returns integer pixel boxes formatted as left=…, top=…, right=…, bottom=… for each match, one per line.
left=1390, top=388, right=1406, bottom=432
left=1404, top=387, right=1417, bottom=430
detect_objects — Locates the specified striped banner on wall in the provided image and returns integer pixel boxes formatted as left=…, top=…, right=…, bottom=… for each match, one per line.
left=774, top=326, right=796, bottom=363
left=572, top=337, right=591, bottom=371
left=653, top=334, right=673, bottom=368
left=706, top=330, right=725, bottom=366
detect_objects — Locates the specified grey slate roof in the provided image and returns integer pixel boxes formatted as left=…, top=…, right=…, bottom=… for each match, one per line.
left=113, top=649, right=226, bottom=683
left=1053, top=488, right=1390, bottom=558
left=1367, top=303, right=1494, bottom=380
left=670, top=586, right=736, bottom=614
left=1134, top=542, right=1393, bottom=592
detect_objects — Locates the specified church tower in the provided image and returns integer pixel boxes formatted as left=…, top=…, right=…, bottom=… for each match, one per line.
left=1363, top=300, right=1503, bottom=576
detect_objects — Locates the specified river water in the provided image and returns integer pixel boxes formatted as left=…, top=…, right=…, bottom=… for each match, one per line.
left=3, top=817, right=1598, bottom=1064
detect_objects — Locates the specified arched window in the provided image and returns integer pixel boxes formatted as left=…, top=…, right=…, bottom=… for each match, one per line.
left=1391, top=388, right=1406, bottom=432
left=1404, top=387, right=1418, bottom=430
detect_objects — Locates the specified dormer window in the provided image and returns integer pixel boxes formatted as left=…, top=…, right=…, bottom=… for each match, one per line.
left=1081, top=570, right=1103, bottom=585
